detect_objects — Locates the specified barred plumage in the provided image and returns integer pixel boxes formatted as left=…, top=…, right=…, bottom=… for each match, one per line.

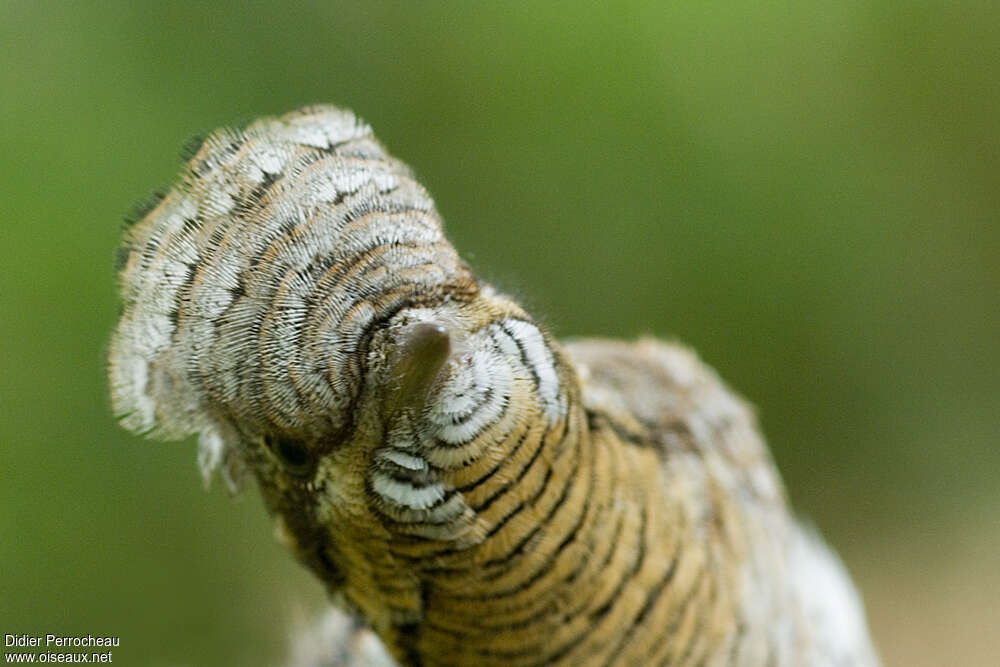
left=108, top=106, right=880, bottom=666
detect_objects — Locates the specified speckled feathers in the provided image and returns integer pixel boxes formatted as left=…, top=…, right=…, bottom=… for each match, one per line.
left=110, top=107, right=474, bottom=476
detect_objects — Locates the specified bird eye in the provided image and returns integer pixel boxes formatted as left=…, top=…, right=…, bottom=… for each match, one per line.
left=263, top=434, right=314, bottom=478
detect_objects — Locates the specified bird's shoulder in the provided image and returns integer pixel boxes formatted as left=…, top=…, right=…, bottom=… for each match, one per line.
left=561, top=336, right=785, bottom=506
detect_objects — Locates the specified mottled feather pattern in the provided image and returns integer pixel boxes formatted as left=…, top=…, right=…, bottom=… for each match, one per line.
left=109, top=106, right=879, bottom=666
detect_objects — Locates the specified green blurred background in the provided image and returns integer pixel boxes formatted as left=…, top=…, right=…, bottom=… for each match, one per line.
left=2, top=1, right=997, bottom=664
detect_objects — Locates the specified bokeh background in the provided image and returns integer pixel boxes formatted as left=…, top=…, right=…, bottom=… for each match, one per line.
left=2, top=2, right=997, bottom=665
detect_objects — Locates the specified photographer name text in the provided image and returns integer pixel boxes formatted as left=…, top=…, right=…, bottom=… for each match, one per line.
left=5, top=636, right=117, bottom=650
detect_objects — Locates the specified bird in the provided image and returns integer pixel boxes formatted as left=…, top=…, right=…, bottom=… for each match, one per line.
left=108, top=105, right=880, bottom=666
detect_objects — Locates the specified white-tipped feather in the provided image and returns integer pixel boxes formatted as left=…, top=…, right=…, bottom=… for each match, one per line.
left=371, top=472, right=445, bottom=511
